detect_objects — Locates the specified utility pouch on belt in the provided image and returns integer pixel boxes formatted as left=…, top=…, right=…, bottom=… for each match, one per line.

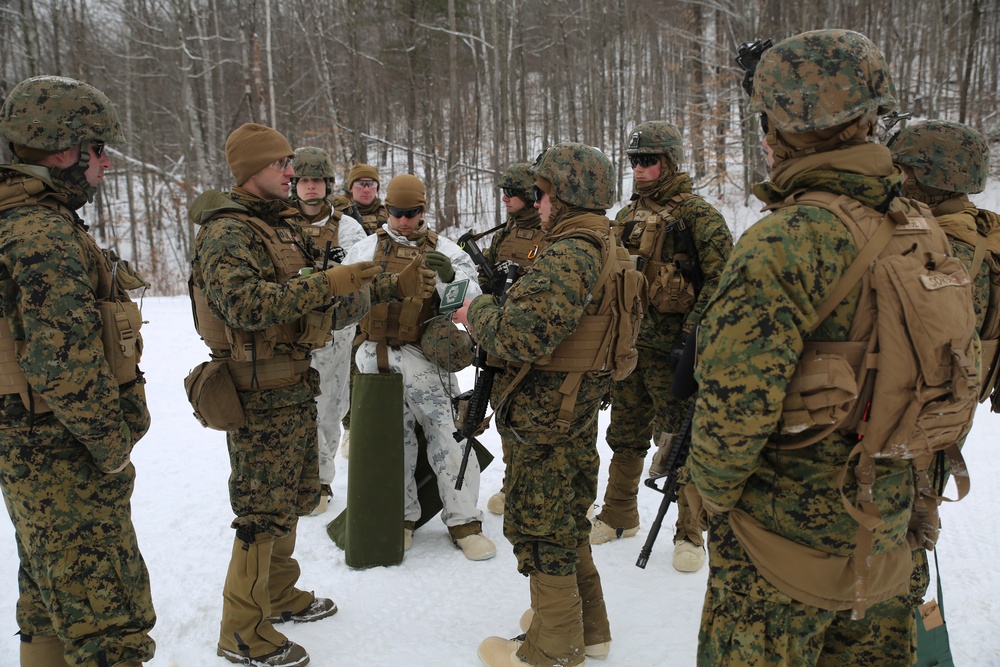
left=298, top=309, right=334, bottom=348
left=184, top=360, right=245, bottom=431
left=778, top=343, right=862, bottom=440
left=98, top=300, right=142, bottom=385
left=227, top=326, right=277, bottom=362
left=647, top=258, right=696, bottom=314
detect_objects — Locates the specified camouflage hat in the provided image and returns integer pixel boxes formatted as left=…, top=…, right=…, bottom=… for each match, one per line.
left=0, top=75, right=126, bottom=151
left=625, top=121, right=684, bottom=166
left=891, top=120, right=990, bottom=194
left=421, top=317, right=474, bottom=372
left=497, top=163, right=536, bottom=200
left=748, top=29, right=896, bottom=134
left=530, top=142, right=615, bottom=210
left=292, top=147, right=336, bottom=180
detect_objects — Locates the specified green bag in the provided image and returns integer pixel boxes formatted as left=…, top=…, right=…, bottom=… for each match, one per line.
left=914, top=549, right=955, bottom=667
left=327, top=373, right=405, bottom=568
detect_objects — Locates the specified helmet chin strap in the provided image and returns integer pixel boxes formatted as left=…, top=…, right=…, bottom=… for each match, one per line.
left=49, top=141, right=96, bottom=202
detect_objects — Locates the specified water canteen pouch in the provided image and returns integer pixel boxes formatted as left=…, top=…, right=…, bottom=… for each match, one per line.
left=98, top=299, right=142, bottom=385
left=647, top=256, right=696, bottom=314
left=184, top=359, right=245, bottom=431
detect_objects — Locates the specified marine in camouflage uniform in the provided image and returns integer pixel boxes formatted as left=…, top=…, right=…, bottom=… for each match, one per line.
left=688, top=30, right=923, bottom=665
left=478, top=162, right=550, bottom=516
left=190, top=124, right=379, bottom=667
left=0, top=76, right=155, bottom=667
left=343, top=174, right=494, bottom=560
left=290, top=147, right=367, bottom=513
left=468, top=143, right=621, bottom=667
left=891, top=120, right=996, bottom=613
left=592, top=122, right=733, bottom=575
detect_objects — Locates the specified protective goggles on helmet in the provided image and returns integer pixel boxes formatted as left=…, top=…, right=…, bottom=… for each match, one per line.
left=628, top=154, right=659, bottom=169
left=387, top=205, right=423, bottom=219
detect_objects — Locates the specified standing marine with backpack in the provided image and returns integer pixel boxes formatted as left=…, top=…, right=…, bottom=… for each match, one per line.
left=460, top=142, right=646, bottom=667
left=688, top=30, right=979, bottom=666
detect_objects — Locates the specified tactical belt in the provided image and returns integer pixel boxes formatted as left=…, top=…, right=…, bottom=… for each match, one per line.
left=227, top=354, right=312, bottom=391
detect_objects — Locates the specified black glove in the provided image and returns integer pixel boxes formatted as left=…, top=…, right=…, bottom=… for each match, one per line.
left=668, top=335, right=687, bottom=373
left=326, top=246, right=346, bottom=264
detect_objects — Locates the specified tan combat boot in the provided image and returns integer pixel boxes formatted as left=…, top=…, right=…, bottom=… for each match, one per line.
left=19, top=633, right=70, bottom=667
left=591, top=454, right=644, bottom=544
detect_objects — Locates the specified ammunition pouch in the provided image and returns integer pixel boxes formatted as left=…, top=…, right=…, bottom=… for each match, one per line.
left=298, top=309, right=335, bottom=348
left=361, top=299, right=427, bottom=346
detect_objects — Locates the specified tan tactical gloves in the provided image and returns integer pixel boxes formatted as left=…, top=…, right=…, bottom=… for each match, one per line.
left=397, top=254, right=437, bottom=299
left=324, top=261, right=381, bottom=296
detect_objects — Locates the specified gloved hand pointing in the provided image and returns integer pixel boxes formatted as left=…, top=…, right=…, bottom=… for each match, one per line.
left=424, top=250, right=455, bottom=282
left=324, top=261, right=381, bottom=296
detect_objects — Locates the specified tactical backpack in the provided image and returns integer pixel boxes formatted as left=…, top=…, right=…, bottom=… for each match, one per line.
left=935, top=201, right=1000, bottom=409
left=774, top=192, right=978, bottom=617
left=499, top=217, right=648, bottom=429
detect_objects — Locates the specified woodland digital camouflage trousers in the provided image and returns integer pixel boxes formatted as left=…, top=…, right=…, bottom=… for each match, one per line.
left=698, top=513, right=915, bottom=667
left=499, top=370, right=608, bottom=576
left=227, top=371, right=322, bottom=537
left=0, top=402, right=156, bottom=666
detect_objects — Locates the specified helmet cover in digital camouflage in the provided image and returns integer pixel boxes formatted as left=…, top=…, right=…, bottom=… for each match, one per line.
left=293, top=147, right=336, bottom=180
left=497, top=163, right=536, bottom=201
left=891, top=120, right=989, bottom=194
left=748, top=29, right=896, bottom=134
left=421, top=317, right=474, bottom=372
left=0, top=75, right=125, bottom=151
left=530, top=142, right=615, bottom=210
left=625, top=121, right=684, bottom=166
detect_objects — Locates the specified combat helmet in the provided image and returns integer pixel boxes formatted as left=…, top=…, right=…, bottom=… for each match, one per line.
left=625, top=121, right=684, bottom=167
left=891, top=120, right=990, bottom=195
left=497, top=162, right=536, bottom=203
left=0, top=75, right=125, bottom=152
left=421, top=317, right=474, bottom=372
left=531, top=142, right=615, bottom=210
left=291, top=147, right=336, bottom=202
left=748, top=29, right=896, bottom=134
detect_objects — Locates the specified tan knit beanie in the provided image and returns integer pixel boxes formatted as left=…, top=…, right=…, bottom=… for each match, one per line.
left=225, top=123, right=293, bottom=185
left=347, top=163, right=380, bottom=188
left=385, top=174, right=426, bottom=209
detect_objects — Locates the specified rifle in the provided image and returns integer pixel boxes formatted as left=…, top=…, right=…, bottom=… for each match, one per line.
left=735, top=38, right=773, bottom=97
left=636, top=324, right=699, bottom=569
left=636, top=400, right=695, bottom=569
left=453, top=231, right=519, bottom=490
left=880, top=110, right=912, bottom=148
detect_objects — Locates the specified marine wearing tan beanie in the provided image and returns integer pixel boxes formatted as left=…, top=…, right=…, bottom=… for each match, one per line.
left=225, top=123, right=293, bottom=185
left=385, top=174, right=426, bottom=210
left=346, top=163, right=380, bottom=189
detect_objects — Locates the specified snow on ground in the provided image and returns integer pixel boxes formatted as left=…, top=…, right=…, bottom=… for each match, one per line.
left=3, top=177, right=1000, bottom=666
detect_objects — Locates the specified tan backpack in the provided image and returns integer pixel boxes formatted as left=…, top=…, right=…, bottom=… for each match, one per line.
left=774, top=192, right=978, bottom=617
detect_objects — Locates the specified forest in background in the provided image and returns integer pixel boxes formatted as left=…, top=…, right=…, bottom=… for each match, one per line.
left=1, top=0, right=998, bottom=294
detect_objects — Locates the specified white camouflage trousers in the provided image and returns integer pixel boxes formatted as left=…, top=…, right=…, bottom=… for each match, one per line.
left=356, top=340, right=483, bottom=527
left=312, top=328, right=354, bottom=485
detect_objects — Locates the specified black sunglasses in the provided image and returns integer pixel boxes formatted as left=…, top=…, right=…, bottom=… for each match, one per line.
left=759, top=114, right=770, bottom=134
left=501, top=187, right=524, bottom=199
left=628, top=154, right=659, bottom=169
left=91, top=141, right=106, bottom=157
left=531, top=185, right=545, bottom=202
left=387, top=205, right=423, bottom=219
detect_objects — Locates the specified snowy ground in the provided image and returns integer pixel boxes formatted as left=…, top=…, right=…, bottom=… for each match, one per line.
left=3, top=182, right=1000, bottom=666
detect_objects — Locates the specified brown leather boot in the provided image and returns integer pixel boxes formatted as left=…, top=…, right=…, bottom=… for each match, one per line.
left=218, top=532, right=288, bottom=659
left=517, top=572, right=586, bottom=667
left=19, top=633, right=70, bottom=667
left=592, top=454, right=644, bottom=543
